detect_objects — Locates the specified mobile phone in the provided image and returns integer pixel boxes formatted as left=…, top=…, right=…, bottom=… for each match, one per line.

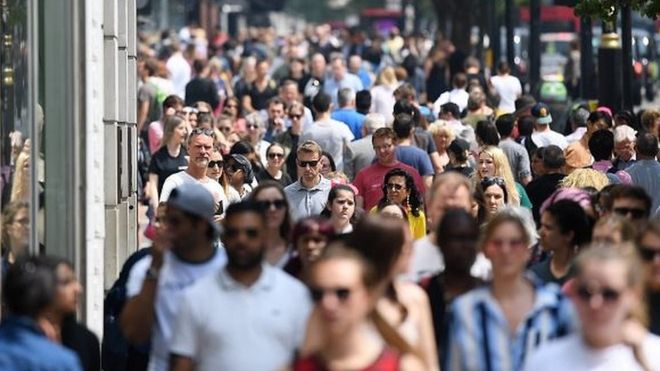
left=215, top=201, right=224, bottom=216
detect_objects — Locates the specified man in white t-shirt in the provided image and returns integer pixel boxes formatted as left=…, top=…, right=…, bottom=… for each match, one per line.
left=169, top=201, right=312, bottom=371
left=120, top=182, right=226, bottom=371
left=165, top=41, right=191, bottom=99
left=529, top=102, right=568, bottom=150
left=301, top=92, right=354, bottom=172
left=160, top=128, right=227, bottom=217
left=489, top=61, right=522, bottom=114
left=433, top=72, right=470, bottom=115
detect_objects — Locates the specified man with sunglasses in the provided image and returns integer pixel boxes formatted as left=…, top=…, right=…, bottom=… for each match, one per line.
left=169, top=201, right=311, bottom=371
left=121, top=183, right=226, bottom=371
left=605, top=185, right=652, bottom=221
left=284, top=140, right=333, bottom=221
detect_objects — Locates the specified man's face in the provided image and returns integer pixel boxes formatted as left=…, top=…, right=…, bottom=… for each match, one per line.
left=164, top=206, right=206, bottom=249
left=348, top=56, right=361, bottom=73
left=297, top=150, right=322, bottom=183
left=587, top=119, right=610, bottom=135
left=611, top=197, right=648, bottom=221
left=223, top=212, right=266, bottom=270
left=188, top=134, right=214, bottom=169
left=280, top=84, right=299, bottom=104
left=614, top=139, right=635, bottom=161
left=331, top=60, right=345, bottom=81
left=256, top=61, right=269, bottom=78
left=268, top=102, right=285, bottom=121
left=373, top=136, right=395, bottom=164
left=428, top=184, right=472, bottom=231
left=311, top=55, right=326, bottom=77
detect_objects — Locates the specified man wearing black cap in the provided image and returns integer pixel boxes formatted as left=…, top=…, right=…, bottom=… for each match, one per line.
left=121, top=182, right=226, bottom=371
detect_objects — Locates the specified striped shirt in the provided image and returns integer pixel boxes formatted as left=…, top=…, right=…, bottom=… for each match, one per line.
left=444, top=278, right=575, bottom=371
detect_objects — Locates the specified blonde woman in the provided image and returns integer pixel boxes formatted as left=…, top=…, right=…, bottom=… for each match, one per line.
left=10, top=150, right=30, bottom=203
left=428, top=120, right=454, bottom=170
left=475, top=145, right=532, bottom=208
left=560, top=168, right=610, bottom=191
left=370, top=66, right=399, bottom=122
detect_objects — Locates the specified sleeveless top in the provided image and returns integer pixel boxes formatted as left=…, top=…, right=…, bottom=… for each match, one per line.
left=293, top=348, right=401, bottom=371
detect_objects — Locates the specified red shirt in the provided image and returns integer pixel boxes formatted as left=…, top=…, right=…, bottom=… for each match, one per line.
left=293, top=348, right=400, bottom=371
left=352, top=161, right=426, bottom=211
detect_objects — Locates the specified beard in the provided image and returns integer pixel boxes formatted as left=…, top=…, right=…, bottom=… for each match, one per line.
left=226, top=244, right=265, bottom=270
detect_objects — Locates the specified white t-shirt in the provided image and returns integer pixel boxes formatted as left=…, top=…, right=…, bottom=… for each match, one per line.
left=166, top=53, right=191, bottom=99
left=531, top=129, right=569, bottom=150
left=406, top=236, right=491, bottom=282
left=301, top=118, right=354, bottom=172
left=523, top=333, right=660, bottom=371
left=159, top=171, right=227, bottom=217
left=169, top=265, right=312, bottom=371
left=125, top=250, right=226, bottom=371
left=432, top=88, right=470, bottom=115
left=490, top=74, right=522, bottom=113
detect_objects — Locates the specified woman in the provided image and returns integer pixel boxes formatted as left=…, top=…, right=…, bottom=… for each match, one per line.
left=147, top=115, right=188, bottom=210
left=638, top=220, right=660, bottom=335
left=283, top=217, right=335, bottom=279
left=592, top=214, right=637, bottom=244
left=1, top=201, right=29, bottom=268
left=475, top=119, right=500, bottom=147
left=320, top=152, right=336, bottom=178
left=224, top=154, right=254, bottom=199
left=206, top=150, right=241, bottom=206
left=370, top=67, right=399, bottom=122
left=533, top=199, right=592, bottom=285
left=293, top=242, right=425, bottom=370
left=244, top=112, right=270, bottom=167
left=446, top=207, right=574, bottom=371
left=256, top=143, right=292, bottom=187
left=222, top=96, right=246, bottom=134
left=231, top=140, right=263, bottom=174
left=428, top=121, right=454, bottom=170
left=250, top=181, right=292, bottom=267
left=445, top=138, right=474, bottom=178
left=10, top=149, right=30, bottom=203
left=320, top=185, right=357, bottom=235
left=475, top=145, right=532, bottom=208
left=524, top=244, right=660, bottom=371
left=373, top=168, right=426, bottom=240
left=476, top=176, right=509, bottom=224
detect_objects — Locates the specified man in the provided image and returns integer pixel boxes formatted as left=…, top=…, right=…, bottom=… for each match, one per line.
left=355, top=90, right=372, bottom=115
left=588, top=129, right=632, bottom=185
left=407, top=172, right=475, bottom=282
left=284, top=140, right=333, bottom=220
left=301, top=53, right=327, bottom=108
left=120, top=183, right=226, bottom=371
left=275, top=102, right=306, bottom=180
left=439, top=102, right=476, bottom=148
left=323, top=56, right=363, bottom=106
left=392, top=113, right=434, bottom=189
left=489, top=61, right=522, bottom=114
left=160, top=128, right=225, bottom=216
left=263, top=97, right=287, bottom=142
left=612, top=124, right=637, bottom=171
left=348, top=54, right=372, bottom=89
left=625, top=133, right=660, bottom=216
left=300, top=92, right=354, bottom=172
left=137, top=57, right=163, bottom=133
left=242, top=58, right=278, bottom=112
left=496, top=114, right=532, bottom=185
left=564, top=110, right=612, bottom=173
left=346, top=113, right=386, bottom=180
left=605, top=184, right=653, bottom=221
left=279, top=79, right=314, bottom=130
left=352, top=127, right=425, bottom=210
left=165, top=41, right=191, bottom=99
left=0, top=256, right=83, bottom=370
left=184, top=59, right=220, bottom=110
left=564, top=105, right=590, bottom=144
left=528, top=102, right=568, bottom=150
left=433, top=72, right=469, bottom=115
left=169, top=202, right=311, bottom=371
left=331, top=87, right=366, bottom=139
left=525, top=145, right=566, bottom=222
left=393, top=96, right=443, bottom=173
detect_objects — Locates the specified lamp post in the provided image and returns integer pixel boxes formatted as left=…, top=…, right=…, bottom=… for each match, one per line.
left=598, top=15, right=623, bottom=111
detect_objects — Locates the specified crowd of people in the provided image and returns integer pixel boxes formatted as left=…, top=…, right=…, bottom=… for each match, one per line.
left=2, top=22, right=660, bottom=371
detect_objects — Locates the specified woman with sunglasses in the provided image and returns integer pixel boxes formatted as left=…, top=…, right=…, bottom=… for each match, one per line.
left=475, top=145, right=532, bottom=209
left=293, top=242, right=425, bottom=371
left=244, top=112, right=270, bottom=167
left=524, top=244, right=660, bottom=371
left=638, top=220, right=660, bottom=335
left=224, top=154, right=255, bottom=200
left=533, top=199, right=592, bottom=285
left=320, top=185, right=357, bottom=235
left=206, top=149, right=241, bottom=206
left=284, top=217, right=335, bottom=279
left=250, top=181, right=293, bottom=268
left=256, top=143, right=293, bottom=187
left=446, top=207, right=574, bottom=371
left=373, top=168, right=426, bottom=240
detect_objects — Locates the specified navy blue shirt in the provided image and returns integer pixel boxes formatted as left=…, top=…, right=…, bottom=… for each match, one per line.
left=331, top=108, right=365, bottom=140
left=0, top=316, right=82, bottom=371
left=396, top=146, right=434, bottom=177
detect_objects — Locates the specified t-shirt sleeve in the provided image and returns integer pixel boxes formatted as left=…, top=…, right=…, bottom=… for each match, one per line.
left=419, top=152, right=434, bottom=176
left=425, top=132, right=437, bottom=153
left=159, top=176, right=175, bottom=202
left=169, top=291, right=198, bottom=358
left=125, top=256, right=152, bottom=298
left=518, top=148, right=532, bottom=180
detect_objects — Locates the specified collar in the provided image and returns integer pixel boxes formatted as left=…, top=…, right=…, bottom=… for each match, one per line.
left=217, top=263, right=275, bottom=291
left=1, top=315, right=45, bottom=336
left=294, top=176, right=331, bottom=191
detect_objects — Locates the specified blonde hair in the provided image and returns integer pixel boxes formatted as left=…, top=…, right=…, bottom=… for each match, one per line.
left=11, top=151, right=30, bottom=203
left=560, top=168, right=609, bottom=191
left=476, top=146, right=520, bottom=206
left=428, top=120, right=455, bottom=143
left=479, top=206, right=537, bottom=251
left=297, top=140, right=323, bottom=158
left=376, top=66, right=398, bottom=87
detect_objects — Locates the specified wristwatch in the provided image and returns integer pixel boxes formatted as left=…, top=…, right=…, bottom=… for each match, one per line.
left=146, top=266, right=160, bottom=281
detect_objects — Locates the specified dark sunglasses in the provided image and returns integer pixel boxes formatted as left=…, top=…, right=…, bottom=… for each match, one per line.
left=613, top=207, right=647, bottom=219
left=309, top=287, right=351, bottom=303
left=481, top=176, right=506, bottom=188
left=575, top=285, right=621, bottom=303
left=246, top=124, right=259, bottom=130
left=268, top=152, right=285, bottom=160
left=190, top=127, right=215, bottom=137
left=638, top=246, right=660, bottom=262
left=297, top=159, right=320, bottom=168
left=289, top=114, right=303, bottom=120
left=219, top=126, right=232, bottom=132
left=208, top=160, right=224, bottom=168
left=386, top=183, right=404, bottom=191
left=224, top=227, right=260, bottom=239
left=256, top=199, right=287, bottom=211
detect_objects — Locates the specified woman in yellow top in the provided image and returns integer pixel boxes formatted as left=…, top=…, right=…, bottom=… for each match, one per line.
left=370, top=168, right=427, bottom=239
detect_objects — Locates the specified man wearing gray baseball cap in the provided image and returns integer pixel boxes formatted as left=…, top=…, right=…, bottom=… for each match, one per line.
left=121, top=182, right=226, bottom=371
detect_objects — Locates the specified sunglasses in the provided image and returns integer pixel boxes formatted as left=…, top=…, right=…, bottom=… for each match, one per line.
left=190, top=128, right=215, bottom=137
left=219, top=126, right=232, bottom=133
left=297, top=159, right=320, bottom=168
left=246, top=124, right=259, bottom=130
left=386, top=183, right=405, bottom=191
left=575, top=284, right=621, bottom=303
left=268, top=152, right=284, bottom=160
left=638, top=246, right=660, bottom=262
left=256, top=199, right=287, bottom=211
left=309, top=287, right=351, bottom=303
left=289, top=114, right=303, bottom=120
left=481, top=176, right=506, bottom=188
left=613, top=207, right=647, bottom=219
left=224, top=227, right=260, bottom=239
left=208, top=160, right=224, bottom=168
left=488, top=238, right=526, bottom=249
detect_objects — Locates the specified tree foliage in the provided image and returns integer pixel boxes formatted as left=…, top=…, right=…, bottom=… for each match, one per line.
left=574, top=0, right=660, bottom=21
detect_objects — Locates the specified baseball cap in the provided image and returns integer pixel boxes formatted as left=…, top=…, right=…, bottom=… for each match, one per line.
left=167, top=182, right=221, bottom=237
left=531, top=103, right=553, bottom=125
left=448, top=138, right=470, bottom=155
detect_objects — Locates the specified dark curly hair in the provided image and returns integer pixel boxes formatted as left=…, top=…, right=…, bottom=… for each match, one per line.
left=377, top=168, right=423, bottom=217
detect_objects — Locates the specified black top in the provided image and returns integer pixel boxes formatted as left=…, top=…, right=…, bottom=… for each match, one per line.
left=255, top=168, right=293, bottom=187
left=62, top=316, right=101, bottom=371
left=445, top=165, right=474, bottom=178
left=184, top=77, right=219, bottom=110
left=246, top=79, right=278, bottom=111
left=526, top=173, right=566, bottom=223
left=649, top=290, right=660, bottom=336
left=148, top=146, right=188, bottom=195
left=529, top=258, right=573, bottom=286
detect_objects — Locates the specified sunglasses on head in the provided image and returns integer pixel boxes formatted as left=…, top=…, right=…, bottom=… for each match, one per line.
left=613, top=207, right=647, bottom=219
left=386, top=183, right=405, bottom=191
left=638, top=245, right=660, bottom=262
left=575, top=284, right=621, bottom=303
left=268, top=152, right=284, bottom=160
left=208, top=160, right=224, bottom=168
left=224, top=227, right=260, bottom=239
left=297, top=159, right=320, bottom=168
left=190, top=127, right=215, bottom=137
left=256, top=199, right=287, bottom=211
left=481, top=176, right=506, bottom=188
left=309, top=287, right=351, bottom=303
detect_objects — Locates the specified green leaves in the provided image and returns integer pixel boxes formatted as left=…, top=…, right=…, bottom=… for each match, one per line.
left=574, top=0, right=659, bottom=21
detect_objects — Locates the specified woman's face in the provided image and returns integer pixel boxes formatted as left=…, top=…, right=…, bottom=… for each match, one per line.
left=173, top=122, right=188, bottom=144
left=640, top=231, right=660, bottom=290
left=538, top=211, right=570, bottom=253
left=206, top=151, right=224, bottom=181
left=309, top=258, right=372, bottom=336
left=224, top=160, right=245, bottom=186
left=53, top=264, right=82, bottom=315
left=320, top=155, right=333, bottom=177
left=7, top=207, right=29, bottom=252
left=434, top=132, right=451, bottom=151
left=329, top=190, right=355, bottom=223
left=254, top=187, right=287, bottom=231
left=246, top=122, right=261, bottom=142
left=224, top=100, right=239, bottom=118
left=531, top=152, right=545, bottom=176
left=484, top=184, right=506, bottom=216
left=478, top=152, right=496, bottom=178
left=484, top=221, right=529, bottom=278
left=297, top=227, right=328, bottom=264
left=385, top=175, right=409, bottom=206
left=267, top=146, right=285, bottom=170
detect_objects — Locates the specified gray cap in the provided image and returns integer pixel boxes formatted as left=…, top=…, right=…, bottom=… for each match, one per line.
left=167, top=182, right=220, bottom=237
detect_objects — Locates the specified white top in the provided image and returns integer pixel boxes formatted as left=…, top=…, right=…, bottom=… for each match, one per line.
left=523, top=333, right=660, bottom=371
left=370, top=84, right=397, bottom=123
left=406, top=236, right=491, bottom=281
left=255, top=139, right=271, bottom=167
left=531, top=130, right=569, bottom=150
left=169, top=265, right=312, bottom=371
left=159, top=171, right=227, bottom=217
left=126, top=250, right=226, bottom=371
left=565, top=127, right=588, bottom=144
left=301, top=118, right=355, bottom=171
left=166, top=53, right=191, bottom=99
left=433, top=88, right=470, bottom=115
left=490, top=74, right=522, bottom=113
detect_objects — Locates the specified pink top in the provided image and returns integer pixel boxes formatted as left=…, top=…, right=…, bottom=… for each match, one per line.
left=148, top=120, right=164, bottom=154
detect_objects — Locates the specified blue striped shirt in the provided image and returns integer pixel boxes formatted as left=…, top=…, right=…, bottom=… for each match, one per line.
left=444, top=279, right=575, bottom=371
